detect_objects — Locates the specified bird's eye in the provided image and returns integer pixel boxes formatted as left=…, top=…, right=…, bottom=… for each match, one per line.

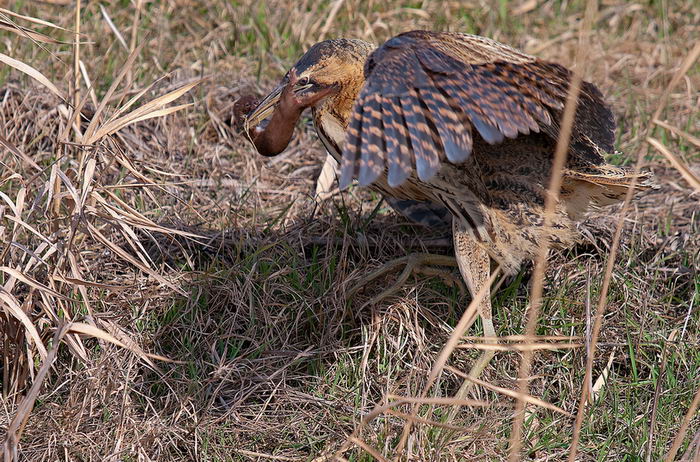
left=298, top=76, right=310, bottom=86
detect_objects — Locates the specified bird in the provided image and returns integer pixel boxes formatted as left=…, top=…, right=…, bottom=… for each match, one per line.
left=233, top=31, right=652, bottom=392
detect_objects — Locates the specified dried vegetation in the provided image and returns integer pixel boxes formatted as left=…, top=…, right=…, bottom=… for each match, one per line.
left=1, top=1, right=699, bottom=461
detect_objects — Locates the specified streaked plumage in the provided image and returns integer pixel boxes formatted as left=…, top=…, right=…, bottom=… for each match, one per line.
left=234, top=30, right=653, bottom=398
left=235, top=31, right=651, bottom=274
left=341, top=32, right=615, bottom=188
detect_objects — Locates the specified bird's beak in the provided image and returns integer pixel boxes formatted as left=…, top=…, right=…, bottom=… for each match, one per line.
left=244, top=79, right=313, bottom=134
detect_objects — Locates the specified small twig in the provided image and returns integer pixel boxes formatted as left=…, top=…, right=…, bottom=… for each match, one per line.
left=647, top=330, right=677, bottom=462
left=665, top=382, right=700, bottom=462
left=233, top=449, right=301, bottom=461
left=680, top=289, right=697, bottom=341
left=510, top=2, right=597, bottom=458
left=2, top=323, right=70, bottom=462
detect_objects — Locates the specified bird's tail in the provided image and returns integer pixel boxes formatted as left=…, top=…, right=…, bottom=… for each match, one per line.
left=561, top=163, right=656, bottom=217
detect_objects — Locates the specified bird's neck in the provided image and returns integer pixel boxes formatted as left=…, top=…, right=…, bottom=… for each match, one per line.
left=311, top=72, right=366, bottom=160
left=315, top=84, right=361, bottom=126
left=306, top=62, right=366, bottom=160
left=312, top=107, right=346, bottom=163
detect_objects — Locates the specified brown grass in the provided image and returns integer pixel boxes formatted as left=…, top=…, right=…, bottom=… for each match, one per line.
left=1, top=1, right=699, bottom=461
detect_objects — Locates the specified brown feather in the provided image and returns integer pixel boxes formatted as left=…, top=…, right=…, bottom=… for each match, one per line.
left=359, top=93, right=385, bottom=186
left=261, top=32, right=654, bottom=273
left=416, top=85, right=472, bottom=163
left=340, top=30, right=617, bottom=188
left=399, top=91, right=441, bottom=182
left=381, top=97, right=413, bottom=187
left=340, top=103, right=363, bottom=188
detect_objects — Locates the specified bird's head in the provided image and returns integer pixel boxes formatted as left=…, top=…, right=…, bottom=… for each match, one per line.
left=242, top=38, right=374, bottom=133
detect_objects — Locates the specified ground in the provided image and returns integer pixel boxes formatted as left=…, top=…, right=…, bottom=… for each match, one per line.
left=0, top=1, right=699, bottom=461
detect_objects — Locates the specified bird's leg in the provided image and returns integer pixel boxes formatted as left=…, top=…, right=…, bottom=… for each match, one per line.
left=347, top=200, right=460, bottom=304
left=346, top=253, right=463, bottom=307
left=314, top=154, right=339, bottom=201
left=447, top=220, right=497, bottom=414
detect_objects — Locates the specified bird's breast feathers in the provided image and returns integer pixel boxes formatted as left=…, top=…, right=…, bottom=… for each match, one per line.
left=314, top=111, right=347, bottom=162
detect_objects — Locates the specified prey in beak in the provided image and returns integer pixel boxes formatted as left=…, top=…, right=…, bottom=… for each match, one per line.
left=234, top=68, right=339, bottom=157
left=242, top=69, right=314, bottom=131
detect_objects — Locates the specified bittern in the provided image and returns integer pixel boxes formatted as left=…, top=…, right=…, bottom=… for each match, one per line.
left=234, top=31, right=651, bottom=393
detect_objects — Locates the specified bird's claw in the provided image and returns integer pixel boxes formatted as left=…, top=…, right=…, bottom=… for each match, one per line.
left=280, top=69, right=307, bottom=112
left=282, top=67, right=337, bottom=110
left=286, top=67, right=300, bottom=86
left=347, top=253, right=462, bottom=308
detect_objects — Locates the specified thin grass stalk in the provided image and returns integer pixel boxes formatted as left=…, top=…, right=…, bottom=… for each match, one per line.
left=653, top=119, right=700, bottom=150
left=445, top=366, right=570, bottom=416
left=349, top=437, right=390, bottom=462
left=2, top=323, right=70, bottom=462
left=127, top=0, right=142, bottom=85
left=665, top=383, right=700, bottom=462
left=73, top=0, right=81, bottom=140
left=332, top=269, right=498, bottom=460
left=568, top=32, right=700, bottom=462
left=647, top=330, right=678, bottom=461
left=651, top=42, right=700, bottom=124
left=567, top=162, right=640, bottom=458
left=385, top=409, right=476, bottom=432
left=318, top=0, right=345, bottom=41
left=507, top=1, right=597, bottom=459
left=393, top=268, right=500, bottom=458
left=648, top=137, right=700, bottom=192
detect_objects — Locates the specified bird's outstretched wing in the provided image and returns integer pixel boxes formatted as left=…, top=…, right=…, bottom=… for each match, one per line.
left=339, top=30, right=615, bottom=189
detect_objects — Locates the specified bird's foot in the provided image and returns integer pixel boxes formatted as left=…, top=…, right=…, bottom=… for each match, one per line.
left=346, top=253, right=465, bottom=307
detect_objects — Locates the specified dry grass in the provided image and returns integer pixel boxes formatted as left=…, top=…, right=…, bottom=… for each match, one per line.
left=1, top=0, right=699, bottom=460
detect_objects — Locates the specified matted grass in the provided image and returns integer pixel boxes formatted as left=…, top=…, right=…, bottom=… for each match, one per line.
left=1, top=1, right=699, bottom=460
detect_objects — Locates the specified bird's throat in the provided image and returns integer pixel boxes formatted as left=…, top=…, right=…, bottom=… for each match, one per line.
left=313, top=110, right=347, bottom=163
